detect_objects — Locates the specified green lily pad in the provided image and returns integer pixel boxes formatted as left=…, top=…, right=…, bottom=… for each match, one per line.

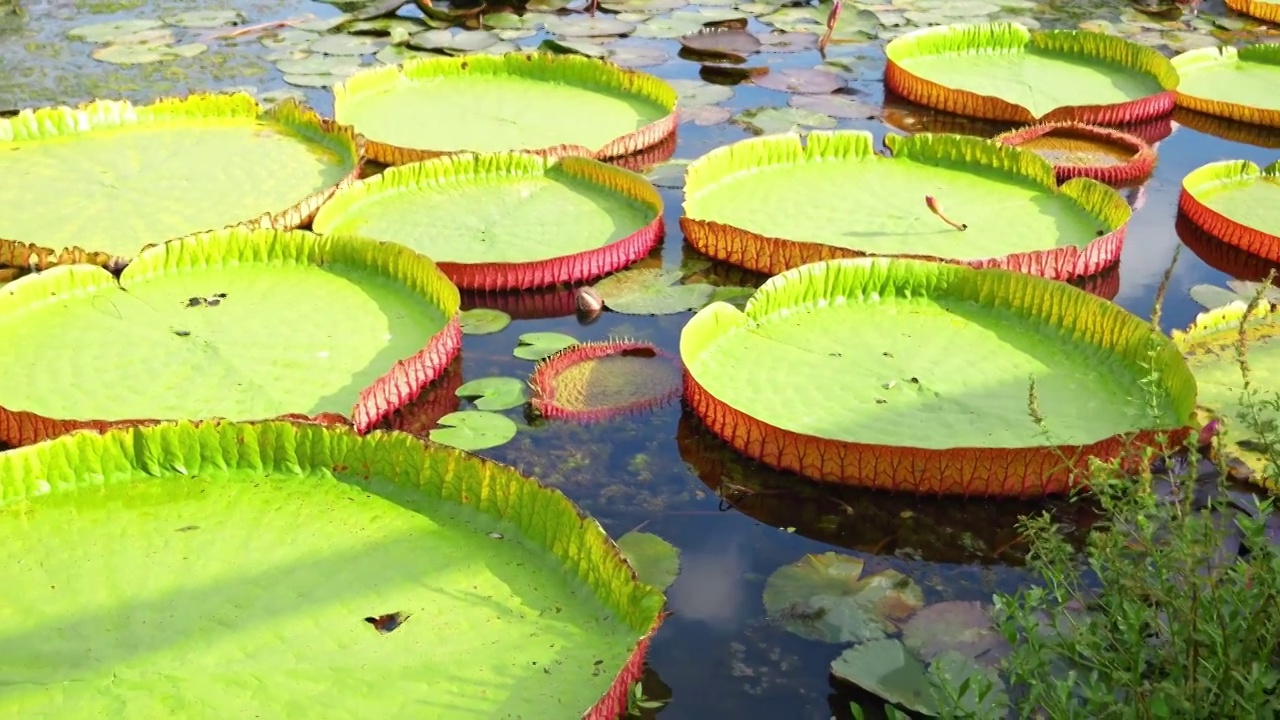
left=310, top=33, right=386, bottom=55
left=753, top=68, right=847, bottom=94
left=1172, top=44, right=1280, bottom=128
left=789, top=93, right=880, bottom=119
left=261, top=28, right=321, bottom=49
left=539, top=38, right=609, bottom=58
left=830, top=639, right=938, bottom=715
left=607, top=44, right=671, bottom=67
left=1179, top=159, right=1280, bottom=255
left=680, top=105, right=732, bottom=126
left=0, top=420, right=663, bottom=718
left=645, top=159, right=691, bottom=189
left=592, top=269, right=714, bottom=316
left=1189, top=280, right=1280, bottom=310
left=456, top=376, right=529, bottom=411
left=544, top=15, right=637, bottom=37
left=311, top=153, right=663, bottom=291
left=633, top=16, right=708, bottom=39
left=733, top=106, right=838, bottom=135
left=283, top=73, right=343, bottom=88
left=333, top=53, right=676, bottom=163
left=763, top=552, right=924, bottom=643
left=0, top=93, right=360, bottom=266
left=616, top=531, right=682, bottom=591
left=667, top=78, right=734, bottom=107
left=409, top=29, right=501, bottom=53
left=902, top=601, right=1009, bottom=663
left=90, top=44, right=177, bottom=65
left=164, top=10, right=245, bottom=28
left=275, top=54, right=364, bottom=75
left=458, top=307, right=512, bottom=335
left=514, top=332, right=580, bottom=361
left=0, top=227, right=461, bottom=447
left=67, top=19, right=165, bottom=43
left=428, top=410, right=520, bottom=450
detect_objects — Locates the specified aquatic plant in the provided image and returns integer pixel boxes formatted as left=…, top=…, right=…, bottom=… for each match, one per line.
left=1178, top=158, right=1280, bottom=264
left=530, top=339, right=682, bottom=423
left=995, top=122, right=1156, bottom=186
left=1172, top=44, right=1280, bottom=130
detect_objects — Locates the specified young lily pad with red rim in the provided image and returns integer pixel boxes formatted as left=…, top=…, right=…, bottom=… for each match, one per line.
left=0, top=227, right=461, bottom=447
left=680, top=257, right=1195, bottom=496
left=0, top=420, right=665, bottom=718
left=1178, top=159, right=1280, bottom=265
left=1172, top=304, right=1280, bottom=490
left=884, top=22, right=1177, bottom=125
left=0, top=93, right=361, bottom=270
left=681, top=130, right=1131, bottom=281
left=1171, top=45, right=1280, bottom=130
left=995, top=122, right=1156, bottom=186
left=529, top=339, right=683, bottom=422
left=311, top=153, right=664, bottom=291
left=332, top=52, right=678, bottom=165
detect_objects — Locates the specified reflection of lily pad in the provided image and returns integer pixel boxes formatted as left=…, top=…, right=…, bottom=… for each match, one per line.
left=530, top=339, right=683, bottom=422
left=0, top=93, right=361, bottom=268
left=0, top=228, right=461, bottom=446
left=514, top=332, right=580, bottom=361
left=0, top=420, right=665, bottom=719
left=762, top=552, right=924, bottom=643
left=1171, top=44, right=1280, bottom=130
left=902, top=601, right=1008, bottom=664
left=593, top=269, right=714, bottom=315
left=459, top=307, right=512, bottom=335
left=885, top=21, right=1177, bottom=123
left=333, top=53, right=677, bottom=164
left=616, top=531, right=682, bottom=590
left=429, top=410, right=519, bottom=450
left=311, top=153, right=663, bottom=291
left=456, top=377, right=529, bottom=411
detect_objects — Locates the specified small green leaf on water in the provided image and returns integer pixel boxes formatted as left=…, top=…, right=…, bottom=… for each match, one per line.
left=539, top=38, right=609, bottom=58
left=607, top=45, right=670, bottom=68
left=762, top=551, right=924, bottom=643
left=513, top=332, right=579, bottom=361
left=830, top=639, right=937, bottom=715
left=459, top=308, right=512, bottom=335
left=68, top=19, right=165, bottom=43
left=258, top=89, right=308, bottom=107
left=733, top=106, right=838, bottom=135
left=593, top=269, right=714, bottom=316
left=428, top=410, right=519, bottom=451
left=90, top=44, right=178, bottom=65
left=789, top=93, right=880, bottom=119
left=544, top=15, right=637, bottom=38
left=456, top=377, right=529, bottom=411
left=276, top=54, right=363, bottom=75
left=261, top=29, right=321, bottom=49
left=1189, top=283, right=1245, bottom=311
left=283, top=73, right=341, bottom=88
left=667, top=78, right=734, bottom=107
left=169, top=43, right=210, bottom=58
left=615, top=531, right=681, bottom=591
left=645, top=159, right=691, bottom=190
left=164, top=10, right=245, bottom=29
left=309, top=33, right=385, bottom=56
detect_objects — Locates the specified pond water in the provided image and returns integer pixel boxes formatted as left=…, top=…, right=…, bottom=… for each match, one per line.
left=3, top=0, right=1279, bottom=717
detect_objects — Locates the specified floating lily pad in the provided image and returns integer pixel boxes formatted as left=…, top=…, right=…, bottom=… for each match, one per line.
left=763, top=552, right=923, bottom=644
left=885, top=21, right=1177, bottom=123
left=1190, top=281, right=1280, bottom=311
left=312, top=153, right=663, bottom=291
left=1171, top=44, right=1280, bottom=130
left=67, top=19, right=165, bottom=43
left=276, top=53, right=364, bottom=75
left=1178, top=159, right=1280, bottom=264
left=530, top=339, right=683, bottom=421
left=733, top=106, right=838, bottom=135
left=540, top=38, right=610, bottom=58
left=409, top=29, right=501, bottom=53
left=681, top=131, right=1130, bottom=280
left=788, top=93, right=880, bottom=119
left=995, top=122, right=1156, bottom=185
left=1224, top=0, right=1280, bottom=24
left=545, top=15, right=637, bottom=37
left=681, top=105, right=733, bottom=126
left=680, top=257, right=1195, bottom=495
left=753, top=67, right=846, bottom=94
left=428, top=409, right=519, bottom=450
left=1173, top=305, right=1280, bottom=488
left=459, top=307, right=512, bottom=335
left=678, top=28, right=763, bottom=60
left=456, top=376, right=529, bottom=411
left=593, top=268, right=714, bottom=315
left=831, top=640, right=937, bottom=715
left=616, top=531, right=682, bottom=591
left=0, top=93, right=361, bottom=269
left=333, top=52, right=677, bottom=165
left=667, top=78, right=734, bottom=107
left=901, top=601, right=1009, bottom=664
left=0, top=420, right=664, bottom=718
left=608, top=44, right=671, bottom=68
left=310, top=33, right=386, bottom=56
left=90, top=43, right=193, bottom=65
left=164, top=9, right=245, bottom=28
left=0, top=228, right=461, bottom=447
left=514, top=332, right=580, bottom=361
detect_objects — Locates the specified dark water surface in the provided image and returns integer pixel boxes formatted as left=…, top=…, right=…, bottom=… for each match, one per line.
left=4, top=0, right=1280, bottom=717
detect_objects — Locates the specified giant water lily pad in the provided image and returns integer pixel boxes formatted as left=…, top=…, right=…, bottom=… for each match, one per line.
left=0, top=420, right=665, bottom=718
left=680, top=257, right=1195, bottom=495
left=1225, top=0, right=1280, bottom=25
left=312, top=153, right=663, bottom=291
left=681, top=130, right=1131, bottom=280
left=0, top=93, right=361, bottom=269
left=885, top=22, right=1177, bottom=124
left=332, top=52, right=677, bottom=165
left=529, top=339, right=683, bottom=422
left=0, top=228, right=461, bottom=447
left=1171, top=45, right=1280, bottom=130
left=995, top=122, right=1156, bottom=186
left=1173, top=304, right=1280, bottom=489
left=1178, top=159, right=1280, bottom=265
left=763, top=552, right=925, bottom=643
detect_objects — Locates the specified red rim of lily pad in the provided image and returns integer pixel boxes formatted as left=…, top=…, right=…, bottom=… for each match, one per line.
left=530, top=339, right=683, bottom=423
left=1173, top=107, right=1280, bottom=150
left=386, top=356, right=466, bottom=438
left=680, top=131, right=1130, bottom=281
left=1225, top=0, right=1280, bottom=22
left=332, top=52, right=678, bottom=166
left=312, top=153, right=665, bottom=291
left=1075, top=262, right=1122, bottom=302
left=1178, top=159, right=1280, bottom=265
left=995, top=122, right=1156, bottom=186
left=884, top=22, right=1177, bottom=126
left=0, top=228, right=462, bottom=446
left=1177, top=214, right=1280, bottom=282
left=0, top=93, right=364, bottom=272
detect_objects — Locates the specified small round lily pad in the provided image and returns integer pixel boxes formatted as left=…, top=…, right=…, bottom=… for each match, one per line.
left=615, top=531, right=682, bottom=591
left=762, top=552, right=924, bottom=644
left=456, top=377, right=529, bottom=411
left=429, top=410, right=519, bottom=451
left=592, top=269, right=714, bottom=315
left=514, top=332, right=580, bottom=361
left=459, top=307, right=513, bottom=335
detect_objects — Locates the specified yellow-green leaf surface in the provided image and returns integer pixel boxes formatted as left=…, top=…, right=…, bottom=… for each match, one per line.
left=1181, top=159, right=1280, bottom=236
left=680, top=258, right=1194, bottom=449
left=0, top=93, right=359, bottom=257
left=333, top=52, right=675, bottom=154
left=0, top=228, right=456, bottom=422
left=1173, top=44, right=1280, bottom=113
left=0, top=421, right=664, bottom=718
left=886, top=22, right=1176, bottom=118
left=682, top=131, right=1128, bottom=260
